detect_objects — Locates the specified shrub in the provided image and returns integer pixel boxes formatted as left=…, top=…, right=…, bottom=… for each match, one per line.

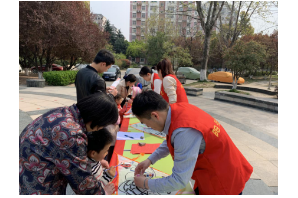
left=43, top=71, right=78, bottom=86
left=120, top=59, right=131, bottom=69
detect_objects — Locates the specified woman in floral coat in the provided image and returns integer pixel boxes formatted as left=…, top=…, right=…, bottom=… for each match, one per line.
left=19, top=92, right=118, bottom=195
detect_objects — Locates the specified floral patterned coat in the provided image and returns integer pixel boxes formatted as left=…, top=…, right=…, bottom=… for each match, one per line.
left=19, top=104, right=105, bottom=195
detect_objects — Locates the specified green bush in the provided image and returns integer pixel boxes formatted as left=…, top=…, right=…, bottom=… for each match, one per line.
left=43, top=71, right=78, bottom=86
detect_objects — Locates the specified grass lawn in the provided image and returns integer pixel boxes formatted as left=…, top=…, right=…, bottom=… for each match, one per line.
left=225, top=89, right=250, bottom=95
left=184, top=81, right=216, bottom=88
left=243, top=75, right=278, bottom=84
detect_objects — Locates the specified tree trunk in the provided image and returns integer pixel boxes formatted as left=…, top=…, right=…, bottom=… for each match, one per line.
left=24, top=68, right=30, bottom=76
left=200, top=31, right=211, bottom=81
left=38, top=71, right=43, bottom=79
left=232, top=74, right=238, bottom=89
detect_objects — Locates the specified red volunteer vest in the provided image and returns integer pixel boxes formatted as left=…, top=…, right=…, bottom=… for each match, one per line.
left=151, top=73, right=160, bottom=90
left=167, top=103, right=253, bottom=195
left=160, top=74, right=188, bottom=103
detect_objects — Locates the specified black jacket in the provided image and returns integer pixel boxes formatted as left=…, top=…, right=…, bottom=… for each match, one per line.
left=75, top=65, right=111, bottom=102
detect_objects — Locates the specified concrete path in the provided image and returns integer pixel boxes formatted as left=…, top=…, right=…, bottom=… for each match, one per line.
left=19, top=81, right=278, bottom=195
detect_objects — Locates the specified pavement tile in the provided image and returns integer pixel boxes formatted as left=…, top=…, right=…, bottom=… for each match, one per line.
left=236, top=145, right=267, bottom=161
left=249, top=160, right=278, bottom=187
left=248, top=144, right=278, bottom=161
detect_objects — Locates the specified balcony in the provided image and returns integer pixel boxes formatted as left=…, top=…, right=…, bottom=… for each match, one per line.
left=137, top=10, right=141, bottom=13
left=137, top=3, right=142, bottom=5
left=137, top=18, right=141, bottom=20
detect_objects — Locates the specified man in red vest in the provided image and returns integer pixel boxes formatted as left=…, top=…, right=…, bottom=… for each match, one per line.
left=132, top=90, right=253, bottom=195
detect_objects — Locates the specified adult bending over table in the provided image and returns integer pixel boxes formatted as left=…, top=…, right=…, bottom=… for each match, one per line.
left=116, top=74, right=137, bottom=107
left=132, top=91, right=253, bottom=195
left=157, top=58, right=188, bottom=104
left=19, top=92, right=118, bottom=195
left=139, top=66, right=162, bottom=94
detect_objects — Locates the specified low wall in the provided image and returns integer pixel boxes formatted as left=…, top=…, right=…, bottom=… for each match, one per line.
left=214, top=91, right=278, bottom=113
left=184, top=87, right=203, bottom=96
left=26, top=79, right=45, bottom=88
left=214, top=84, right=276, bottom=95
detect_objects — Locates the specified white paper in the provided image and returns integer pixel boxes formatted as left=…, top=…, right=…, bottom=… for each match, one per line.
left=116, top=132, right=145, bottom=140
left=110, top=78, right=121, bottom=89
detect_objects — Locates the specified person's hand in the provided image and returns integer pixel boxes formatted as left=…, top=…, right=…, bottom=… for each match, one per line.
left=134, top=159, right=151, bottom=176
left=100, top=159, right=109, bottom=169
left=107, top=166, right=116, bottom=177
left=104, top=183, right=115, bottom=195
left=134, top=175, right=148, bottom=189
left=128, top=99, right=133, bottom=104
left=107, top=87, right=118, bottom=96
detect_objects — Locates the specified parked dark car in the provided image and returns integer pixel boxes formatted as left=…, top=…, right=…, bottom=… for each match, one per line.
left=111, top=65, right=120, bottom=70
left=102, top=67, right=121, bottom=81
left=31, top=64, right=63, bottom=73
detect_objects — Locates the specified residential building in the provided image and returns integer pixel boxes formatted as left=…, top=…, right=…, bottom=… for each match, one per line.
left=129, top=1, right=231, bottom=64
left=93, top=14, right=107, bottom=31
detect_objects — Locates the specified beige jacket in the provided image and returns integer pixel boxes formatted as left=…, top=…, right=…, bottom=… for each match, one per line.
left=163, top=76, right=177, bottom=104
left=116, top=79, right=133, bottom=99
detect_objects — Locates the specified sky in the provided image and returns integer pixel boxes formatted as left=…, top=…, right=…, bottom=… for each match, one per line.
left=90, top=1, right=278, bottom=41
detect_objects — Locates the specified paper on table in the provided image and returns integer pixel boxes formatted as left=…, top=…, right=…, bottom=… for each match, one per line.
left=110, top=78, right=121, bottom=89
left=116, top=132, right=145, bottom=140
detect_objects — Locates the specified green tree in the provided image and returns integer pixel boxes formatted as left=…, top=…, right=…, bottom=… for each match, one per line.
left=113, top=30, right=129, bottom=55
left=224, top=40, right=266, bottom=89
left=126, top=40, right=146, bottom=59
left=104, top=20, right=117, bottom=46
left=163, top=41, right=193, bottom=69
left=146, top=31, right=167, bottom=65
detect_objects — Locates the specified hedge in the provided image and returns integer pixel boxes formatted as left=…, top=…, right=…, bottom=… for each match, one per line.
left=43, top=71, right=78, bottom=86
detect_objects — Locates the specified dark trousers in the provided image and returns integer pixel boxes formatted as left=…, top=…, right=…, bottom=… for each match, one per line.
left=194, top=188, right=242, bottom=195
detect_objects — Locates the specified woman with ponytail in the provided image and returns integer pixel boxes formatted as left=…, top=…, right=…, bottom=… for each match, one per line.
left=139, top=66, right=162, bottom=94
left=156, top=58, right=188, bottom=104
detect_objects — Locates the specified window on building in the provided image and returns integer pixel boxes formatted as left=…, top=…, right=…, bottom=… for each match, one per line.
left=142, top=6, right=145, bottom=10
left=140, top=58, right=145, bottom=62
left=179, top=7, right=183, bottom=11
left=141, top=36, right=145, bottom=40
left=161, top=3, right=164, bottom=7
left=142, top=13, right=145, bottom=18
left=141, top=28, right=145, bottom=33
left=168, top=7, right=174, bottom=12
left=188, top=16, right=192, bottom=20
left=133, top=13, right=136, bottom=18
left=141, top=21, right=145, bottom=26
left=179, top=15, right=182, bottom=19
left=133, top=28, right=136, bottom=33
left=194, top=22, right=197, bottom=26
left=150, top=6, right=156, bottom=11
left=133, top=5, right=136, bottom=10
left=132, top=35, right=136, bottom=40
left=133, top=21, right=136, bottom=25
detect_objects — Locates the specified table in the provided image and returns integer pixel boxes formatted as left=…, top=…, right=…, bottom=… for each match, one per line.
left=110, top=117, right=174, bottom=174
left=110, top=116, right=194, bottom=195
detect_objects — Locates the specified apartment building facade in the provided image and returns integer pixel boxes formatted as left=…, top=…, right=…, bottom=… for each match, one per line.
left=129, top=1, right=230, bottom=64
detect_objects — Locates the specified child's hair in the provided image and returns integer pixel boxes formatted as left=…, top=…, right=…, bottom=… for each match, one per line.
left=87, top=128, right=113, bottom=153
left=114, top=94, right=123, bottom=101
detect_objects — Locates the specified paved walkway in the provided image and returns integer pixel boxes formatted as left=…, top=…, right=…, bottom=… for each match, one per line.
left=19, top=82, right=278, bottom=195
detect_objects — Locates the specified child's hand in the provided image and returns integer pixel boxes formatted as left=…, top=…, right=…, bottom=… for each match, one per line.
left=104, top=183, right=115, bottom=195
left=128, top=99, right=133, bottom=104
left=107, top=166, right=116, bottom=177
